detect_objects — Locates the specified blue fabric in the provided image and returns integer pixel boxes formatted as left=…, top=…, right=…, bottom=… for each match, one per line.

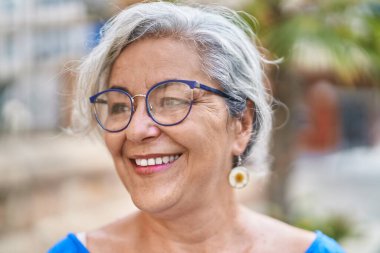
left=47, top=230, right=345, bottom=253
left=305, top=231, right=346, bottom=253
left=47, top=233, right=89, bottom=253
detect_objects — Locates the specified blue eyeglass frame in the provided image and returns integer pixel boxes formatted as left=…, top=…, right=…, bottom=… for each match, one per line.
left=89, top=79, right=238, bottom=132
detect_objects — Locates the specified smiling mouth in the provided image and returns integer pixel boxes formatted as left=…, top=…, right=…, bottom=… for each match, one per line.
left=132, top=154, right=181, bottom=175
left=134, top=154, right=181, bottom=167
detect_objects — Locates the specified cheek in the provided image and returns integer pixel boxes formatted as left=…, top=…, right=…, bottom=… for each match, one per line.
left=185, top=106, right=232, bottom=157
left=105, top=132, right=125, bottom=156
left=199, top=107, right=230, bottom=140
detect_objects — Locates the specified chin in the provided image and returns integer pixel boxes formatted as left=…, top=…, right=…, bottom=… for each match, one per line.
left=128, top=181, right=183, bottom=216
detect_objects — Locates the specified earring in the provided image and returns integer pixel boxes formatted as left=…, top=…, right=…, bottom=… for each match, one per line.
left=228, top=156, right=249, bottom=189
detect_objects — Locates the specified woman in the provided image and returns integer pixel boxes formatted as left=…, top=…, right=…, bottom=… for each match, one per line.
left=49, top=1, right=345, bottom=252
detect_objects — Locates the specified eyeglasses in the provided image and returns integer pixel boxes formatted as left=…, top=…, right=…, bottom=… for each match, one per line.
left=89, top=79, right=237, bottom=132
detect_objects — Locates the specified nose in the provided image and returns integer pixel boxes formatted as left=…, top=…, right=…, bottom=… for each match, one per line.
left=125, top=95, right=160, bottom=143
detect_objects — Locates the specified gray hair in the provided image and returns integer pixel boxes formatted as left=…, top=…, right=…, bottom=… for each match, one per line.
left=71, top=1, right=273, bottom=172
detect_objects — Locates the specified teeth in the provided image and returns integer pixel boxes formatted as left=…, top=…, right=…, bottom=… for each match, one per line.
left=135, top=155, right=180, bottom=167
left=155, top=157, right=162, bottom=165
left=162, top=156, right=169, bottom=164
left=148, top=158, right=155, bottom=166
left=141, top=159, right=148, bottom=166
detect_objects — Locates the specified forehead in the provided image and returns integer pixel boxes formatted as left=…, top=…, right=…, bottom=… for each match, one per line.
left=109, top=37, right=206, bottom=90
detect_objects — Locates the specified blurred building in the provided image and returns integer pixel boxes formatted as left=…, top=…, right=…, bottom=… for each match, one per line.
left=0, top=0, right=90, bottom=132
left=0, top=0, right=250, bottom=133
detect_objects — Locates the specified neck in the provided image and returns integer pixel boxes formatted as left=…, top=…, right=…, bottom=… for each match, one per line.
left=138, top=189, right=244, bottom=252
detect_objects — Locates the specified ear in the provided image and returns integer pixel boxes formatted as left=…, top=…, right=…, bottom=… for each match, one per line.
left=231, top=100, right=255, bottom=156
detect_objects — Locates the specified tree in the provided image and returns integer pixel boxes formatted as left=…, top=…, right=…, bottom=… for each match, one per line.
left=243, top=0, right=380, bottom=219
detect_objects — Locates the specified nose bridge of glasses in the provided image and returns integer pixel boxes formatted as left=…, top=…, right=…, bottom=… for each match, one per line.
left=131, top=94, right=146, bottom=101
left=131, top=94, right=153, bottom=111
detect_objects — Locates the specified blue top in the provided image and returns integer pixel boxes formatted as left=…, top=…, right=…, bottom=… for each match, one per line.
left=48, top=233, right=89, bottom=253
left=305, top=231, right=346, bottom=253
left=47, top=230, right=345, bottom=253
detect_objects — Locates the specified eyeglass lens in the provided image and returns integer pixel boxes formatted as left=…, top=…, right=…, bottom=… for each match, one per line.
left=92, top=81, right=194, bottom=132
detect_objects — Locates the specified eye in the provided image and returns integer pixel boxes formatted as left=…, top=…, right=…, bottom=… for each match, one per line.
left=160, top=97, right=191, bottom=108
left=109, top=103, right=131, bottom=114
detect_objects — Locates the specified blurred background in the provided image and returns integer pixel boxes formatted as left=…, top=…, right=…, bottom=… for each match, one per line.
left=0, top=0, right=379, bottom=252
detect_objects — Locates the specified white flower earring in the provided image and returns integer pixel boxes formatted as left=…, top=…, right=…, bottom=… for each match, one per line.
left=228, top=156, right=249, bottom=189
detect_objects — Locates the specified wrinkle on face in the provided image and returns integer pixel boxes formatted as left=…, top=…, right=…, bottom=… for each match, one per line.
left=104, top=37, right=238, bottom=217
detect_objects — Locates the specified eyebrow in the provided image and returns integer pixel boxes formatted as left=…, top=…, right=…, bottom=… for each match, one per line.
left=109, top=85, right=130, bottom=93
left=109, top=78, right=182, bottom=93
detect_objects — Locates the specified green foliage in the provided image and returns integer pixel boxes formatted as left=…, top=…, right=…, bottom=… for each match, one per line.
left=242, top=0, right=380, bottom=86
left=267, top=203, right=355, bottom=241
left=291, top=213, right=355, bottom=241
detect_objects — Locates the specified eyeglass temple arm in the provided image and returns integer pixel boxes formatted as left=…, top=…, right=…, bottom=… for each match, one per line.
left=89, top=95, right=96, bottom=103
left=195, top=82, right=241, bottom=102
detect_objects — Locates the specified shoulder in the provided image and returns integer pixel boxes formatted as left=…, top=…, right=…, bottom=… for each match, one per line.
left=239, top=207, right=316, bottom=253
left=48, top=233, right=89, bottom=253
left=305, top=231, right=346, bottom=253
